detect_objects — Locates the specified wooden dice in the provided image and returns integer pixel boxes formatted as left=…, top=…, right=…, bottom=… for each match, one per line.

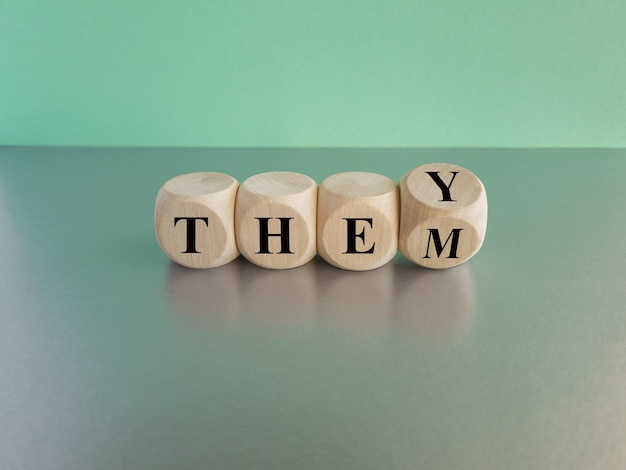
left=155, top=172, right=239, bottom=268
left=317, top=172, right=398, bottom=271
left=235, top=171, right=318, bottom=269
left=399, top=163, right=488, bottom=269
left=156, top=164, right=487, bottom=270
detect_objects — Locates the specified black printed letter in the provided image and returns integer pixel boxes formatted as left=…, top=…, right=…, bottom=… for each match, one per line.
left=423, top=228, right=463, bottom=259
left=426, top=171, right=459, bottom=201
left=256, top=217, right=294, bottom=254
left=343, top=218, right=375, bottom=254
left=174, top=217, right=209, bottom=254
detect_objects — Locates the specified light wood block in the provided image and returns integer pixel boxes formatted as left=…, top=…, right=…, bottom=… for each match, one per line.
left=317, top=172, right=399, bottom=271
left=399, top=163, right=487, bottom=269
left=235, top=171, right=317, bottom=269
left=155, top=172, right=240, bottom=268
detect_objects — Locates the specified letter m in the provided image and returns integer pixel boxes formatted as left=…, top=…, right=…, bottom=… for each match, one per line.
left=423, top=228, right=463, bottom=259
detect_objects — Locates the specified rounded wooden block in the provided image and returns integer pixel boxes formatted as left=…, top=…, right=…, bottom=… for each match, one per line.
left=155, top=172, right=240, bottom=268
left=317, top=171, right=399, bottom=271
left=399, top=163, right=487, bottom=269
left=235, top=171, right=317, bottom=269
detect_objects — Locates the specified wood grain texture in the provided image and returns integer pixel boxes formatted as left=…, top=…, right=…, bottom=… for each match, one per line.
left=155, top=172, right=240, bottom=268
left=399, top=163, right=487, bottom=269
left=317, top=172, right=399, bottom=271
left=235, top=171, right=317, bottom=269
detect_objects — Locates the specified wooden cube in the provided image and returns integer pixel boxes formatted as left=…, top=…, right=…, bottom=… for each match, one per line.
left=399, top=163, right=487, bottom=269
left=155, top=172, right=240, bottom=268
left=317, top=172, right=399, bottom=271
left=235, top=171, right=317, bottom=269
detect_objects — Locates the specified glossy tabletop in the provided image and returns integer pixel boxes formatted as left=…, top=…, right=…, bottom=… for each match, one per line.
left=1, top=148, right=625, bottom=469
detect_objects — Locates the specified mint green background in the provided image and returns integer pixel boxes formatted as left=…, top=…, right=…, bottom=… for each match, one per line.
left=2, top=1, right=626, bottom=147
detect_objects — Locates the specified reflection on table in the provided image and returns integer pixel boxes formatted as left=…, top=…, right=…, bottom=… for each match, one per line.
left=166, top=255, right=474, bottom=341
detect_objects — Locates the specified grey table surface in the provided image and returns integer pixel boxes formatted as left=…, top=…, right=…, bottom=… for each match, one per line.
left=0, top=147, right=625, bottom=469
